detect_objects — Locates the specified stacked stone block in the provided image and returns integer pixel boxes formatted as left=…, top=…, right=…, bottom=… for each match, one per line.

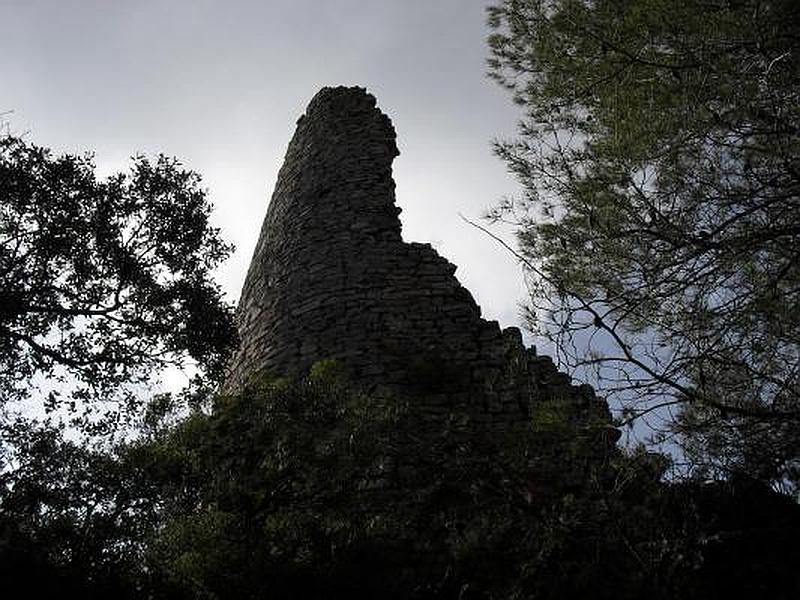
left=225, top=86, right=610, bottom=431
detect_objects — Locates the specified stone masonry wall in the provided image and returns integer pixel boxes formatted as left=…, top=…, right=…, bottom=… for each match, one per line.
left=225, top=86, right=610, bottom=431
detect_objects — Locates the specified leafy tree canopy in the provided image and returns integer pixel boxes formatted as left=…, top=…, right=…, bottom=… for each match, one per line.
left=487, top=0, right=800, bottom=489
left=0, top=135, right=236, bottom=422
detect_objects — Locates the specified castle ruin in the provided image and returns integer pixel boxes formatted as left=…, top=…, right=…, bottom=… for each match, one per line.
left=225, top=86, right=610, bottom=432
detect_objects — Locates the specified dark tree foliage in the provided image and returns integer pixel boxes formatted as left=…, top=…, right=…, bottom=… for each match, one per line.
left=0, top=135, right=236, bottom=417
left=133, top=368, right=534, bottom=600
left=0, top=417, right=156, bottom=598
left=486, top=0, right=800, bottom=490
left=3, top=368, right=797, bottom=598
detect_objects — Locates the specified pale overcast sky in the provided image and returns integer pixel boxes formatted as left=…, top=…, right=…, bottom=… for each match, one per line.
left=2, top=0, right=529, bottom=336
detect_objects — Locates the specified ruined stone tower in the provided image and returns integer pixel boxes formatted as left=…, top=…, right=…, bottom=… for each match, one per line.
left=226, top=86, right=609, bottom=430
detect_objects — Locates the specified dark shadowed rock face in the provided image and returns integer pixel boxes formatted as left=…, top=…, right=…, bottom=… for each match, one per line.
left=225, top=86, right=610, bottom=430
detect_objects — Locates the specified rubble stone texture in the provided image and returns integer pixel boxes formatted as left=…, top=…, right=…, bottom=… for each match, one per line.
left=225, top=86, right=609, bottom=430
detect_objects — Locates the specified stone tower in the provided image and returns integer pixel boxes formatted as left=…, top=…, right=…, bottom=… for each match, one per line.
left=226, top=86, right=610, bottom=430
